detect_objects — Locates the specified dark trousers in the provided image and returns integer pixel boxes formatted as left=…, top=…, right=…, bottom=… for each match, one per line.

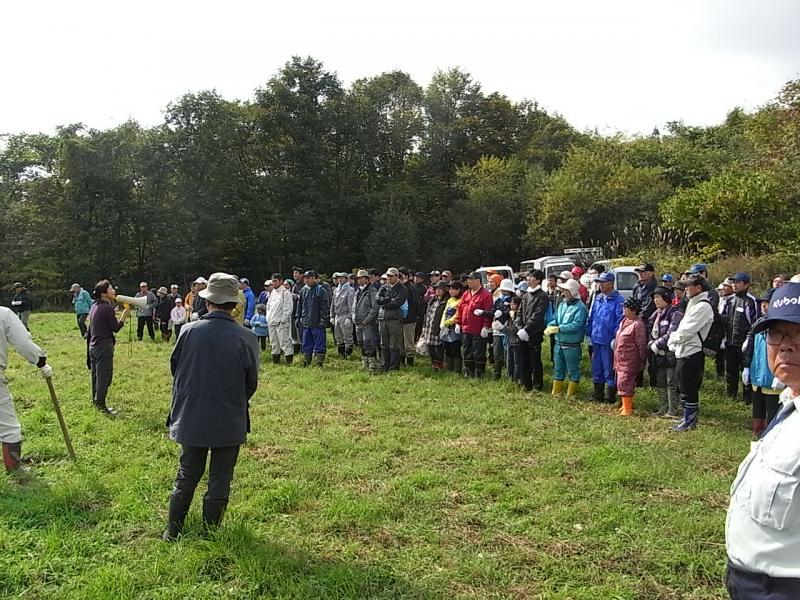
left=429, top=344, right=444, bottom=366
left=443, top=340, right=462, bottom=373
left=379, top=319, right=404, bottom=371
left=174, top=323, right=183, bottom=339
left=172, top=445, right=240, bottom=503
left=726, top=562, right=800, bottom=600
left=716, top=348, right=727, bottom=378
left=89, top=343, right=114, bottom=408
left=77, top=312, right=89, bottom=337
left=301, top=326, right=326, bottom=354
left=676, top=351, right=705, bottom=410
left=137, top=316, right=155, bottom=341
left=462, top=333, right=488, bottom=376
left=357, top=323, right=379, bottom=357
left=726, top=346, right=751, bottom=401
left=508, top=345, right=519, bottom=381
left=492, top=336, right=506, bottom=378
left=752, top=388, right=780, bottom=424
left=258, top=335, right=267, bottom=351
left=518, top=337, right=544, bottom=391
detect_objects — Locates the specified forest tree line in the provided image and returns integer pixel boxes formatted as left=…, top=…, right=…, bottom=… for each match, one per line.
left=1, top=56, right=798, bottom=302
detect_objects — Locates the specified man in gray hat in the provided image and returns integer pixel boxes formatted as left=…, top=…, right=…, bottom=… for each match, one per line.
left=376, top=267, right=408, bottom=372
left=354, top=270, right=380, bottom=372
left=331, top=272, right=356, bottom=358
left=163, top=272, right=260, bottom=541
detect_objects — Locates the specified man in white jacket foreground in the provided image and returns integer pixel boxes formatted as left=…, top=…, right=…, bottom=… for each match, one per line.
left=0, top=306, right=51, bottom=472
left=668, top=274, right=714, bottom=431
left=267, top=273, right=295, bottom=364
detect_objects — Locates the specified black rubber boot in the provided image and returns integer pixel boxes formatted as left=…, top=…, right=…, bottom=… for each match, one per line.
left=293, top=343, right=301, bottom=355
left=454, top=357, right=463, bottom=376
left=345, top=346, right=353, bottom=357
left=162, top=491, right=194, bottom=542
left=593, top=383, right=605, bottom=403
left=337, top=345, right=346, bottom=358
left=285, top=354, right=294, bottom=365
left=444, top=356, right=455, bottom=372
left=406, top=356, right=415, bottom=367
left=314, top=354, right=325, bottom=368
left=475, top=361, right=486, bottom=379
left=605, top=386, right=618, bottom=404
left=271, top=354, right=281, bottom=365
left=463, top=360, right=476, bottom=378
left=202, top=498, right=229, bottom=530
left=2, top=441, right=22, bottom=472
left=302, top=353, right=313, bottom=367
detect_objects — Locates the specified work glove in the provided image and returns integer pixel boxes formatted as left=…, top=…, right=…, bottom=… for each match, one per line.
left=190, top=313, right=200, bottom=321
left=244, top=319, right=251, bottom=327
left=517, top=328, right=530, bottom=342
left=494, top=310, right=502, bottom=319
left=584, top=335, right=592, bottom=346
left=610, top=339, right=616, bottom=351
left=771, top=377, right=786, bottom=391
left=11, top=300, right=21, bottom=306
left=480, top=327, right=490, bottom=339
left=649, top=341, right=659, bottom=354
left=39, top=364, right=53, bottom=379
left=473, top=309, right=483, bottom=316
left=741, top=368, right=750, bottom=385
left=544, top=325, right=559, bottom=336
left=491, top=320, right=503, bottom=332
left=454, top=324, right=461, bottom=335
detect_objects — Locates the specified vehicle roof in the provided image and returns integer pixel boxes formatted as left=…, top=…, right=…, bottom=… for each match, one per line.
left=477, top=265, right=513, bottom=272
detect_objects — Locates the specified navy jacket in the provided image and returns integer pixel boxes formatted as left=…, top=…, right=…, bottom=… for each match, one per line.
left=300, top=283, right=331, bottom=328
left=168, top=311, right=260, bottom=447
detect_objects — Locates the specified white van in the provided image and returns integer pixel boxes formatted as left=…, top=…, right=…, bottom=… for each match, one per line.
left=476, top=265, right=514, bottom=289
left=612, top=266, right=639, bottom=299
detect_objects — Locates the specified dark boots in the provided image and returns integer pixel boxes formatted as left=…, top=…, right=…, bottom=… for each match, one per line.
left=475, top=361, right=486, bottom=379
left=604, top=386, right=618, bottom=404
left=302, top=353, right=313, bottom=367
left=337, top=345, right=346, bottom=358
left=202, top=498, right=229, bottom=530
left=162, top=491, right=193, bottom=542
left=406, top=356, right=415, bottom=367
left=593, top=382, right=605, bottom=403
left=271, top=354, right=281, bottom=365
left=2, top=441, right=22, bottom=472
left=313, top=354, right=325, bottom=367
left=285, top=354, right=294, bottom=365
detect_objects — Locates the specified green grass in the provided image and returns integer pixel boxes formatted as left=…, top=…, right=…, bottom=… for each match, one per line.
left=0, top=313, right=747, bottom=599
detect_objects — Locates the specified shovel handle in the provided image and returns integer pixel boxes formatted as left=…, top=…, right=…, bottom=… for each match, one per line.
left=45, top=377, right=77, bottom=461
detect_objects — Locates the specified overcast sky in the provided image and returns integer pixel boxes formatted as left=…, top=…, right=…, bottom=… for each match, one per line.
left=2, top=0, right=798, bottom=137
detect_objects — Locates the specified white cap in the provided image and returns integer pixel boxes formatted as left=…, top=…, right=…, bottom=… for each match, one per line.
left=193, top=277, right=207, bottom=284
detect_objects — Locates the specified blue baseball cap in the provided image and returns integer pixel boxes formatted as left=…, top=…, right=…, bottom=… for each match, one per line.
left=753, top=283, right=800, bottom=334
left=594, top=272, right=615, bottom=283
left=686, top=263, right=707, bottom=275
left=733, top=272, right=751, bottom=283
left=660, top=273, right=674, bottom=283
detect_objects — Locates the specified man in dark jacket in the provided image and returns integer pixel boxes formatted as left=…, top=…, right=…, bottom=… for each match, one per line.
left=725, top=272, right=759, bottom=402
left=633, top=263, right=659, bottom=386
left=290, top=267, right=305, bottom=354
left=299, top=270, right=330, bottom=367
left=354, top=270, right=380, bottom=372
left=191, top=277, right=209, bottom=321
left=516, top=269, right=549, bottom=391
left=377, top=267, right=408, bottom=372
left=399, top=268, right=422, bottom=366
left=163, top=272, right=260, bottom=541
left=10, top=282, right=33, bottom=330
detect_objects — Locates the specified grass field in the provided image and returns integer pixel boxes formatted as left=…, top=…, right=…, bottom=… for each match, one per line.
left=0, top=313, right=748, bottom=599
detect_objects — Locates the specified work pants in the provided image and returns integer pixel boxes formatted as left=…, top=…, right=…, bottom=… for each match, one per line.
left=90, top=343, right=114, bottom=408
left=591, top=343, right=615, bottom=387
left=553, top=342, right=582, bottom=382
left=0, top=384, right=22, bottom=443
left=137, top=316, right=155, bottom=341
left=676, top=351, right=705, bottom=413
left=269, top=321, right=294, bottom=356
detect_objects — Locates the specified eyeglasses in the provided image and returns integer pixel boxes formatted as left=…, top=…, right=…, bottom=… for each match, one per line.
left=766, top=329, right=800, bottom=346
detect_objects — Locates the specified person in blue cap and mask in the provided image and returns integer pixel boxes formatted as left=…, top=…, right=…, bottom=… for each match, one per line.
left=587, top=271, right=624, bottom=403
left=725, top=282, right=800, bottom=599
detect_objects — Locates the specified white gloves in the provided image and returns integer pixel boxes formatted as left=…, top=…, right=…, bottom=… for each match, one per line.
left=772, top=377, right=786, bottom=391
left=244, top=319, right=251, bottom=327
left=480, top=327, right=490, bottom=339
left=742, top=368, right=750, bottom=385
left=39, top=364, right=53, bottom=379
left=190, top=313, right=200, bottom=321
left=491, top=320, right=503, bottom=332
left=494, top=310, right=502, bottom=319
left=454, top=324, right=461, bottom=335
left=473, top=309, right=483, bottom=316
left=610, top=339, right=616, bottom=351
left=11, top=300, right=21, bottom=306
left=517, top=328, right=530, bottom=342
left=649, top=342, right=659, bottom=354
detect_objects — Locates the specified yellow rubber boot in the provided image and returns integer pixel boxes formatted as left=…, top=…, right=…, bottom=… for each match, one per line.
left=566, top=381, right=579, bottom=399
left=551, top=380, right=565, bottom=397
left=619, top=396, right=634, bottom=416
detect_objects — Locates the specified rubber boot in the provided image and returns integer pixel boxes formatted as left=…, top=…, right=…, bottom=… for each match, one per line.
left=2, top=441, right=22, bottom=472
left=285, top=354, right=294, bottom=365
left=162, top=491, right=194, bottom=542
left=592, top=382, right=605, bottom=403
left=566, top=381, right=579, bottom=400
left=454, top=356, right=463, bottom=376
left=444, top=356, right=455, bottom=372
left=314, top=354, right=325, bottom=368
left=406, top=356, right=415, bottom=367
left=671, top=405, right=699, bottom=431
left=293, top=343, right=301, bottom=355
left=752, top=418, right=766, bottom=438
left=361, top=357, right=370, bottom=370
left=337, top=345, right=346, bottom=358
left=302, top=353, right=313, bottom=367
left=619, top=396, right=634, bottom=416
left=368, top=357, right=380, bottom=374
left=202, top=498, right=229, bottom=530
left=551, top=380, right=565, bottom=397
left=605, top=386, right=618, bottom=405
left=345, top=346, right=353, bottom=357
left=463, top=360, right=476, bottom=378
left=272, top=354, right=281, bottom=365
left=475, top=361, right=486, bottom=379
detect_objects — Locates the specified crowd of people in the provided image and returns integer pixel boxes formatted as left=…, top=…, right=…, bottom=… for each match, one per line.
left=5, top=265, right=800, bottom=598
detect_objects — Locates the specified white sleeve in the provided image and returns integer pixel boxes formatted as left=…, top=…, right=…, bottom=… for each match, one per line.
left=2, top=307, right=45, bottom=364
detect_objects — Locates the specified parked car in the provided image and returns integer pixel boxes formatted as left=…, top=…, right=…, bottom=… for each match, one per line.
left=612, top=266, right=639, bottom=299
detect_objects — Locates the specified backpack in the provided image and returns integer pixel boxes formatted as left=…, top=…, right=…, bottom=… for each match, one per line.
left=544, top=301, right=555, bottom=326
left=698, top=299, right=724, bottom=357
left=400, top=300, right=409, bottom=319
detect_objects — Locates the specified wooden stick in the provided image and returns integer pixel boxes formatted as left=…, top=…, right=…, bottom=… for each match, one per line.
left=44, top=377, right=77, bottom=461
